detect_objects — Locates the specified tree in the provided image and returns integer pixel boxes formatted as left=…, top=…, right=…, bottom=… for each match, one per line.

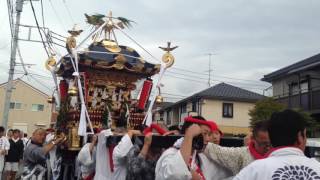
left=249, top=98, right=320, bottom=137
left=249, top=97, right=285, bottom=127
left=293, top=108, right=320, bottom=137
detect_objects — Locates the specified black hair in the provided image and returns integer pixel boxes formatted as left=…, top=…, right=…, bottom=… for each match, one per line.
left=24, top=133, right=27, bottom=137
left=268, top=109, right=307, bottom=147
left=13, top=129, right=20, bottom=134
left=168, top=125, right=180, bottom=132
left=252, top=120, right=269, bottom=139
left=180, top=116, right=206, bottom=134
left=0, top=126, right=5, bottom=133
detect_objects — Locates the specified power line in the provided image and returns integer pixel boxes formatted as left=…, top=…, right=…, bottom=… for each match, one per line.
left=165, top=73, right=266, bottom=91
left=62, top=0, right=75, bottom=24
left=28, top=74, right=54, bottom=92
left=171, top=66, right=263, bottom=83
left=29, top=0, right=50, bottom=57
left=48, top=0, right=67, bottom=31
left=166, top=71, right=268, bottom=88
left=40, top=0, right=45, bottom=28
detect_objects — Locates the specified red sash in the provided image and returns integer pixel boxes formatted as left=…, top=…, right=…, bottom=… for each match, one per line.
left=189, top=157, right=206, bottom=180
left=83, top=172, right=95, bottom=180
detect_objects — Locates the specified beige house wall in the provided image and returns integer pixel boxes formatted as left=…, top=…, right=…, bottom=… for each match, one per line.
left=0, top=80, right=52, bottom=136
left=201, top=99, right=254, bottom=135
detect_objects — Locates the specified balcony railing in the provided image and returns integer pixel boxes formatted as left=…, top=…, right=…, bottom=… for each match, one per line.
left=275, top=87, right=320, bottom=112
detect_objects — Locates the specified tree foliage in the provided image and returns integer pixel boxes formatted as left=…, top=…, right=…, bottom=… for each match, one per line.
left=249, top=97, right=285, bottom=127
left=249, top=97, right=320, bottom=137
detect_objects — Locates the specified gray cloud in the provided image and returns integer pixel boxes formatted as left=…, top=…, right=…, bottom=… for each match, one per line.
left=1, top=0, right=320, bottom=100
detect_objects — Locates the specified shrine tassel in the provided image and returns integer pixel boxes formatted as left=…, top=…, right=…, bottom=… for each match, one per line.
left=137, top=79, right=153, bottom=111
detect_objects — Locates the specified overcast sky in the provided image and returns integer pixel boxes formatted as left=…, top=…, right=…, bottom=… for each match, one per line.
left=1, top=0, right=320, bottom=102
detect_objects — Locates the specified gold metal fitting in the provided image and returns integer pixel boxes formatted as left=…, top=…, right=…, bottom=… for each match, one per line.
left=68, top=86, right=78, bottom=96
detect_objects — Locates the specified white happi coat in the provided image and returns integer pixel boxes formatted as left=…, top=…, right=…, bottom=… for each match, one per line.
left=94, top=129, right=113, bottom=180
left=233, top=147, right=320, bottom=180
left=155, top=143, right=233, bottom=180
left=0, top=136, right=10, bottom=174
left=112, top=134, right=133, bottom=180
left=77, top=143, right=96, bottom=177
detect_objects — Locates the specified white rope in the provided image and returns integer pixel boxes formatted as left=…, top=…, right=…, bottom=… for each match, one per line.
left=142, top=63, right=167, bottom=126
left=50, top=70, right=61, bottom=108
left=75, top=21, right=108, bottom=51
left=72, top=49, right=94, bottom=136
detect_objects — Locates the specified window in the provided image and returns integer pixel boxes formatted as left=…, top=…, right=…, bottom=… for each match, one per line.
left=300, top=81, right=309, bottom=93
left=9, top=102, right=22, bottom=110
left=289, top=82, right=299, bottom=95
left=160, top=112, right=164, bottom=121
left=192, top=101, right=197, bottom=112
left=32, top=104, right=44, bottom=111
left=223, top=103, right=233, bottom=118
left=181, top=103, right=187, bottom=113
left=166, top=110, right=172, bottom=125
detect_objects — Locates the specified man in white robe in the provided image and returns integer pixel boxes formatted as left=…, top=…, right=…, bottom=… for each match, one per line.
left=0, top=127, right=10, bottom=180
left=112, top=130, right=141, bottom=180
left=155, top=116, right=232, bottom=180
left=94, top=129, right=113, bottom=180
left=77, top=135, right=97, bottom=179
left=233, top=109, right=320, bottom=180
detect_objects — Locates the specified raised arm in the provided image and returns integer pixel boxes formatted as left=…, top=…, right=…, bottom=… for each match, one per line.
left=204, top=143, right=251, bottom=175
left=113, top=130, right=141, bottom=160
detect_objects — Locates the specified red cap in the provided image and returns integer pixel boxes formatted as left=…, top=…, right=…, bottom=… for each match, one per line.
left=184, top=116, right=222, bottom=135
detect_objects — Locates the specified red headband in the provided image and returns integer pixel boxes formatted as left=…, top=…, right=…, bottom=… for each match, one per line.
left=143, top=123, right=167, bottom=135
left=184, top=116, right=222, bottom=135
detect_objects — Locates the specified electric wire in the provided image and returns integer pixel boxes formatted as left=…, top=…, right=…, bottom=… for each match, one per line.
left=29, top=0, right=50, bottom=58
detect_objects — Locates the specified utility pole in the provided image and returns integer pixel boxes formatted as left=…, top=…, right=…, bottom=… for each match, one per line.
left=2, top=0, right=24, bottom=129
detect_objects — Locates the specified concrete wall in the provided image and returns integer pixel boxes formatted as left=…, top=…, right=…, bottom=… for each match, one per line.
left=0, top=80, right=52, bottom=136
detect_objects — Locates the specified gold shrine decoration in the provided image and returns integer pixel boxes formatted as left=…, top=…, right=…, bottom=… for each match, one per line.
left=102, top=40, right=121, bottom=53
left=68, top=126, right=81, bottom=150
left=66, top=24, right=83, bottom=53
left=68, top=86, right=78, bottom=96
left=159, top=42, right=178, bottom=68
left=45, top=56, right=57, bottom=71
left=162, top=52, right=175, bottom=68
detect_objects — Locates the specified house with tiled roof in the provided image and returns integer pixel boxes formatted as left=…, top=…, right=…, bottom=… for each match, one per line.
left=262, top=53, right=320, bottom=122
left=160, top=83, right=265, bottom=135
left=0, top=79, right=54, bottom=136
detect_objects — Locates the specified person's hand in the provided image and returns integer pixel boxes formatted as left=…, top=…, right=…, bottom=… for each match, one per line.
left=54, top=133, right=66, bottom=145
left=185, top=124, right=202, bottom=138
left=0, top=149, right=5, bottom=155
left=163, top=130, right=180, bottom=136
left=92, top=135, right=98, bottom=145
left=144, top=133, right=152, bottom=147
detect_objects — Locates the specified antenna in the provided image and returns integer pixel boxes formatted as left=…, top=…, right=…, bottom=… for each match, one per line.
left=205, top=53, right=217, bottom=87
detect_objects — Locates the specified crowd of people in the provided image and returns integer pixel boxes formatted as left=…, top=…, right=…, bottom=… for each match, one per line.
left=1, top=109, right=319, bottom=179
left=75, top=109, right=320, bottom=180
left=0, top=128, right=28, bottom=180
